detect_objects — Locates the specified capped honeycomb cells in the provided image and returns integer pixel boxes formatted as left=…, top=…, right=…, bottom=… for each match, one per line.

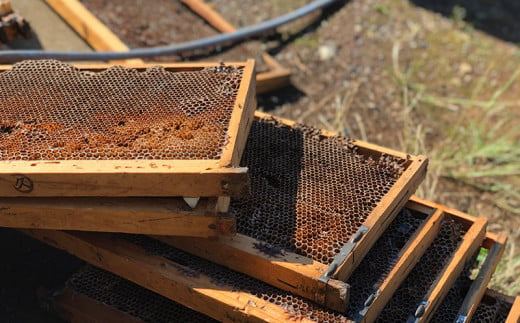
left=232, top=118, right=407, bottom=264
left=0, top=60, right=243, bottom=160
left=67, top=265, right=217, bottom=323
left=346, top=207, right=426, bottom=317
left=126, top=235, right=350, bottom=322
left=376, top=219, right=467, bottom=322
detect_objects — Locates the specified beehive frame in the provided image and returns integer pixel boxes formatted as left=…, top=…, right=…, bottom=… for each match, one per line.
left=44, top=0, right=291, bottom=94
left=23, top=229, right=323, bottom=322
left=378, top=198, right=487, bottom=323
left=0, top=61, right=256, bottom=198
left=0, top=196, right=235, bottom=237
left=158, top=111, right=427, bottom=312
left=453, top=231, right=507, bottom=322
left=353, top=196, right=488, bottom=322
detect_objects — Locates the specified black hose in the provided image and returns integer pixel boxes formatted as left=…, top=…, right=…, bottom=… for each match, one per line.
left=0, top=0, right=340, bottom=62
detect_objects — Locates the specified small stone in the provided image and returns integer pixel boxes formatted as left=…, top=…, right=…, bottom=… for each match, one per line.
left=318, top=44, right=337, bottom=61
left=459, top=62, right=472, bottom=74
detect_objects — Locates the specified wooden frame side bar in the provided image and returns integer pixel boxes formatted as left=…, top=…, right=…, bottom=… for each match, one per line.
left=156, top=233, right=349, bottom=312
left=23, top=229, right=313, bottom=323
left=456, top=232, right=508, bottom=322
left=43, top=0, right=142, bottom=65
left=0, top=197, right=235, bottom=237
left=357, top=205, right=444, bottom=322
left=506, top=296, right=520, bottom=323
left=52, top=287, right=144, bottom=323
left=416, top=215, right=487, bottom=322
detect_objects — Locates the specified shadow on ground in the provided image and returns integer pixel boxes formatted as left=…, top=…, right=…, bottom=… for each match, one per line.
left=411, top=0, right=520, bottom=43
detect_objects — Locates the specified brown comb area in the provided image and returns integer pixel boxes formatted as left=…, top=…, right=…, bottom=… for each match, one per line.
left=67, top=265, right=217, bottom=323
left=472, top=294, right=512, bottom=323
left=376, top=219, right=467, bottom=322
left=232, top=118, right=407, bottom=264
left=123, top=235, right=349, bottom=321
left=0, top=60, right=243, bottom=160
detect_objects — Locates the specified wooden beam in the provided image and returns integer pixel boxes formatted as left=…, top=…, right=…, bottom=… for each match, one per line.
left=0, top=197, right=235, bottom=237
left=156, top=233, right=348, bottom=312
left=23, top=229, right=316, bottom=323
left=52, top=287, right=144, bottom=323
left=456, top=231, right=508, bottom=322
left=356, top=202, right=444, bottom=322
left=179, top=0, right=292, bottom=94
left=416, top=214, right=487, bottom=322
left=507, top=296, right=520, bottom=323
left=43, top=0, right=142, bottom=65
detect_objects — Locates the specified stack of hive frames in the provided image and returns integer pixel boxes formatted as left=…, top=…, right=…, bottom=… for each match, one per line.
left=375, top=202, right=487, bottom=323
left=0, top=60, right=256, bottom=237
left=159, top=111, right=427, bottom=311
left=21, top=194, right=487, bottom=323
left=431, top=232, right=507, bottom=322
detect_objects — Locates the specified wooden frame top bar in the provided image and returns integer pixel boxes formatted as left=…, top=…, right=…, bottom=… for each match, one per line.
left=0, top=61, right=256, bottom=198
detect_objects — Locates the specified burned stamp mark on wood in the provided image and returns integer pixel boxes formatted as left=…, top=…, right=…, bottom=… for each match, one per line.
left=13, top=174, right=33, bottom=193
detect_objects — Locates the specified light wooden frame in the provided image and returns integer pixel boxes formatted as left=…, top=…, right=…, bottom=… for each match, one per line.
left=453, top=231, right=507, bottom=322
left=44, top=0, right=291, bottom=94
left=400, top=199, right=488, bottom=323
left=0, top=196, right=234, bottom=237
left=0, top=61, right=256, bottom=198
left=159, top=111, right=427, bottom=312
left=23, top=229, right=318, bottom=323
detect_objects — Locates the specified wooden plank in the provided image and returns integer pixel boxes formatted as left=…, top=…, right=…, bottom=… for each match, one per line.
left=0, top=165, right=249, bottom=197
left=156, top=233, right=348, bottom=312
left=179, top=0, right=292, bottom=94
left=0, top=197, right=235, bottom=237
left=456, top=231, right=508, bottom=322
left=52, top=287, right=144, bottom=323
left=43, top=0, right=142, bottom=65
left=507, top=296, right=520, bottom=323
left=23, top=229, right=314, bottom=323
left=0, top=62, right=255, bottom=198
left=415, top=213, right=487, bottom=322
left=356, top=201, right=444, bottom=322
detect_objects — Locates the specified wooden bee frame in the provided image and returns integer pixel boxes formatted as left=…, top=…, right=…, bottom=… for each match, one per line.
left=0, top=196, right=234, bottom=237
left=23, top=229, right=319, bottom=323
left=0, top=61, right=256, bottom=199
left=159, top=111, right=427, bottom=312
left=452, top=231, right=507, bottom=322
left=44, top=0, right=291, bottom=94
left=353, top=196, right=488, bottom=322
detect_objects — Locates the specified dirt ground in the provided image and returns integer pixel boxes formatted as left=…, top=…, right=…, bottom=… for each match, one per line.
left=0, top=0, right=518, bottom=321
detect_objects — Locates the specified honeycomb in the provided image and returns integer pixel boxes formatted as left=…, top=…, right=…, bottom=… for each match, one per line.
left=471, top=293, right=512, bottom=323
left=65, top=265, right=217, bottom=323
left=430, top=250, right=480, bottom=322
left=232, top=118, right=407, bottom=264
left=346, top=207, right=427, bottom=317
left=126, top=235, right=351, bottom=322
left=376, top=219, right=466, bottom=322
left=0, top=60, right=244, bottom=161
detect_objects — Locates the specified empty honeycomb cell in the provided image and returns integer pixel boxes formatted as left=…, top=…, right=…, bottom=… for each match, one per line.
left=429, top=250, right=480, bottom=322
left=0, top=60, right=243, bottom=161
left=124, top=235, right=350, bottom=322
left=376, top=219, right=467, bottom=322
left=232, top=118, right=407, bottom=264
left=471, top=294, right=512, bottom=323
left=346, top=207, right=427, bottom=317
left=66, top=265, right=217, bottom=323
